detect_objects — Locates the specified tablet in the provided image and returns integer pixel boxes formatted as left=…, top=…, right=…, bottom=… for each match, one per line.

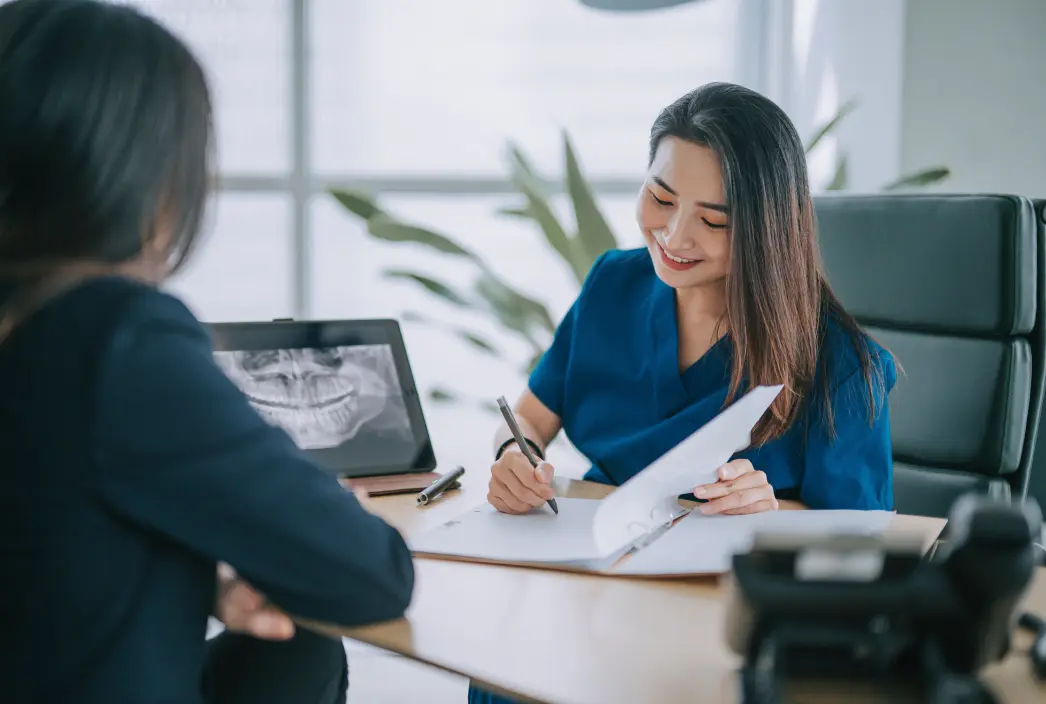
left=208, top=318, right=436, bottom=479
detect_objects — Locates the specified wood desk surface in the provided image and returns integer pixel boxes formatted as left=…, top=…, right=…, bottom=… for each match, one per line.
left=313, top=474, right=1046, bottom=704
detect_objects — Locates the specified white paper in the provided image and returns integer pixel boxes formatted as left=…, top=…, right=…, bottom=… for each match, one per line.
left=408, top=497, right=605, bottom=564
left=591, top=384, right=784, bottom=556
left=616, top=509, right=895, bottom=576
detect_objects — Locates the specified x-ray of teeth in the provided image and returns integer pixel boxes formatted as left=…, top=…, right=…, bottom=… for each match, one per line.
left=214, top=344, right=411, bottom=450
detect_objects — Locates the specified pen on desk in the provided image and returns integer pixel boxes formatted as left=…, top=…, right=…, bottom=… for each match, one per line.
left=416, top=465, right=466, bottom=505
left=496, top=396, right=559, bottom=515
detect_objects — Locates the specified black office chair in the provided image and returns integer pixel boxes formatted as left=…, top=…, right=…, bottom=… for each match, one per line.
left=1028, top=199, right=1046, bottom=514
left=815, top=194, right=1046, bottom=518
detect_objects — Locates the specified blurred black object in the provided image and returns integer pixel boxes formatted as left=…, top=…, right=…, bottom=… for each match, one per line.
left=1018, top=612, right=1046, bottom=681
left=723, top=494, right=1043, bottom=703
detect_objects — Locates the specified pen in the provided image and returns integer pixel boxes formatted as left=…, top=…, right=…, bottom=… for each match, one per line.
left=496, top=396, right=559, bottom=515
left=416, top=465, right=466, bottom=505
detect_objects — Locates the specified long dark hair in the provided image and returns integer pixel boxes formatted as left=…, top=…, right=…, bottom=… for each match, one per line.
left=0, top=0, right=213, bottom=294
left=649, top=82, right=884, bottom=444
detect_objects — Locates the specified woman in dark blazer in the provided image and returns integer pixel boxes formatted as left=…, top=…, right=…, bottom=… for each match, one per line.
left=0, top=2, right=413, bottom=703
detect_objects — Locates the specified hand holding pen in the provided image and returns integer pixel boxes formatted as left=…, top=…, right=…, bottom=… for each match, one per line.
left=488, top=396, right=559, bottom=515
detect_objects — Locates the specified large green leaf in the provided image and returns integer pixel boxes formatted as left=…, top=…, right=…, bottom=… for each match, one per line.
left=505, top=144, right=586, bottom=283
left=805, top=99, right=858, bottom=154
left=825, top=155, right=849, bottom=191
left=455, top=331, right=501, bottom=355
left=475, top=272, right=555, bottom=333
left=428, top=387, right=458, bottom=403
left=427, top=386, right=498, bottom=414
left=367, top=214, right=477, bottom=259
left=382, top=269, right=472, bottom=308
left=563, top=132, right=619, bottom=269
left=525, top=349, right=544, bottom=375
left=881, top=167, right=951, bottom=191
left=496, top=205, right=532, bottom=219
left=472, top=269, right=556, bottom=349
left=329, top=188, right=385, bottom=220
left=506, top=143, right=543, bottom=185
left=399, top=310, right=503, bottom=357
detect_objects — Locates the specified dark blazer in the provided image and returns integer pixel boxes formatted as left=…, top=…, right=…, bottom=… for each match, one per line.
left=0, top=277, right=415, bottom=704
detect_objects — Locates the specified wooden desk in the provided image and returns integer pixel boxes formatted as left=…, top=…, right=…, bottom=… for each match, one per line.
left=311, top=475, right=1046, bottom=704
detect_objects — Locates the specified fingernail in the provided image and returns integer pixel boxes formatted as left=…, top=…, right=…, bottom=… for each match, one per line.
left=700, top=504, right=714, bottom=514
left=267, top=615, right=292, bottom=637
left=693, top=487, right=706, bottom=497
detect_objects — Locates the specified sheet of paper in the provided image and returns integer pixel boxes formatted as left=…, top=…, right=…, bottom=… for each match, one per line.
left=408, top=497, right=606, bottom=564
left=616, top=509, right=896, bottom=576
left=591, top=384, right=784, bottom=556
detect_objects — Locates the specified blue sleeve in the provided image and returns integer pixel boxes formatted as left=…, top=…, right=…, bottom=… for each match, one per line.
left=528, top=301, right=575, bottom=416
left=800, top=352, right=897, bottom=510
left=91, top=292, right=414, bottom=627
left=527, top=252, right=612, bottom=416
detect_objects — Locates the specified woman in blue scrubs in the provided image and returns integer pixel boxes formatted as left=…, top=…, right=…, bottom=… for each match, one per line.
left=469, top=82, right=896, bottom=703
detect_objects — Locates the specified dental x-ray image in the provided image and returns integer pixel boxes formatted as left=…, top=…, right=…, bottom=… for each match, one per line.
left=214, top=344, right=413, bottom=451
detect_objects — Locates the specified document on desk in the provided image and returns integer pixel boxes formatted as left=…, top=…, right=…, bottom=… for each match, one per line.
left=615, top=508, right=895, bottom=576
left=408, top=498, right=607, bottom=565
left=409, top=384, right=898, bottom=576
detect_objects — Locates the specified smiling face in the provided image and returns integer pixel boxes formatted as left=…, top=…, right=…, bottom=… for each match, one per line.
left=636, top=136, right=731, bottom=290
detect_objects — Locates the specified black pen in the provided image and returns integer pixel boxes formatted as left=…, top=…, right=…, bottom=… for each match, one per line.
left=416, top=466, right=465, bottom=505
left=496, top=396, right=559, bottom=515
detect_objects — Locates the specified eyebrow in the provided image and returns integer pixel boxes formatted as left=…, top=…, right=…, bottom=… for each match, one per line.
left=650, top=176, right=730, bottom=214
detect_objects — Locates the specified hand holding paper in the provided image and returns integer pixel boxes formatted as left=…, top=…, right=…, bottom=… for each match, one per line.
left=591, top=385, right=784, bottom=556
left=694, top=458, right=780, bottom=515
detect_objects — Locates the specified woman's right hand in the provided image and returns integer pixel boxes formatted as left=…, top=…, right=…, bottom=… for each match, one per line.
left=487, top=445, right=556, bottom=514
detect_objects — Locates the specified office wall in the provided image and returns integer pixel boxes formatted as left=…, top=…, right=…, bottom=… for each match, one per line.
left=900, top=0, right=1046, bottom=197
left=767, top=0, right=907, bottom=194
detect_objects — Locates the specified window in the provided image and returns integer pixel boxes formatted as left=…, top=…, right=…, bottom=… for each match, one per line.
left=166, top=193, right=294, bottom=323
left=125, top=0, right=291, bottom=174
left=123, top=0, right=755, bottom=442
left=305, top=0, right=748, bottom=408
left=126, top=0, right=751, bottom=323
left=310, top=0, right=746, bottom=178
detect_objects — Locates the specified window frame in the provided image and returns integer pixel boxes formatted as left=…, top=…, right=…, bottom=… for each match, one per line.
left=214, top=0, right=768, bottom=319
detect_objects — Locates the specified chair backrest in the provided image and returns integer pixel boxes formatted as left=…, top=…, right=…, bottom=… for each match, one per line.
left=1027, top=199, right=1046, bottom=512
left=814, top=194, right=1045, bottom=518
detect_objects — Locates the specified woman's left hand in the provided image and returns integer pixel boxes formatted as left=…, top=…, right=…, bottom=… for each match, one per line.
left=215, top=563, right=295, bottom=641
left=693, top=459, right=778, bottom=515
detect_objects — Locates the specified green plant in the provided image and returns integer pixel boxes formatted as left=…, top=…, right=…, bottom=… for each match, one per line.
left=331, top=102, right=949, bottom=407
left=810, top=99, right=950, bottom=192
left=329, top=185, right=559, bottom=410
left=330, top=135, right=612, bottom=408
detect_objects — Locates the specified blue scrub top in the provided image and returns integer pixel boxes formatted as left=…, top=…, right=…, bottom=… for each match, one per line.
left=529, top=247, right=897, bottom=511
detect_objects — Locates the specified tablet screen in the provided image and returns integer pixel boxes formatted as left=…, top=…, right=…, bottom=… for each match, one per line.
left=209, top=319, right=435, bottom=477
